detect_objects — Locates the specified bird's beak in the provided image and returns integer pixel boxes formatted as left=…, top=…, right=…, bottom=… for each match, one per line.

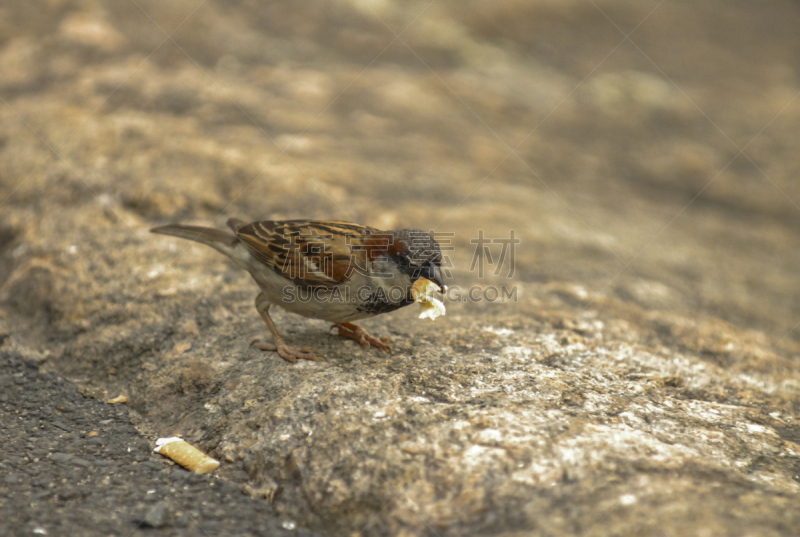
left=423, top=262, right=447, bottom=292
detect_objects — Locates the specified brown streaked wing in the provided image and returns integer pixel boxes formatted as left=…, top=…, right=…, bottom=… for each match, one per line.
left=234, top=220, right=382, bottom=289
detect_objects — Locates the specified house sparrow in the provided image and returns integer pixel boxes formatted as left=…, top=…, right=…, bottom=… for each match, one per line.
left=150, top=219, right=446, bottom=363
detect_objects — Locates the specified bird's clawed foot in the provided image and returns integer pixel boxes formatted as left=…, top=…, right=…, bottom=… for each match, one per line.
left=334, top=322, right=393, bottom=352
left=250, top=338, right=326, bottom=363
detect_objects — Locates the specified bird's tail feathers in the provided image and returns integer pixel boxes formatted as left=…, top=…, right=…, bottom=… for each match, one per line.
left=150, top=224, right=240, bottom=260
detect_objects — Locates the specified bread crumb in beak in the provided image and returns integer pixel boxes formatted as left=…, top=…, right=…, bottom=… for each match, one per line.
left=412, top=278, right=446, bottom=320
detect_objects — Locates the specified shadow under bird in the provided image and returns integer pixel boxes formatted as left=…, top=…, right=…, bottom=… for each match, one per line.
left=150, top=218, right=446, bottom=362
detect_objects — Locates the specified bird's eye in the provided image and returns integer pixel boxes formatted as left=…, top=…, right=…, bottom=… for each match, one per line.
left=396, top=252, right=415, bottom=266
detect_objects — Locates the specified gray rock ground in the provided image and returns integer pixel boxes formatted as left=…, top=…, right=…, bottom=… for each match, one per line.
left=0, top=351, right=319, bottom=536
left=2, top=0, right=800, bottom=535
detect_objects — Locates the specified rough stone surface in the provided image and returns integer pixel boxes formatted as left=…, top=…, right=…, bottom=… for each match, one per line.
left=2, top=1, right=800, bottom=536
left=0, top=353, right=315, bottom=536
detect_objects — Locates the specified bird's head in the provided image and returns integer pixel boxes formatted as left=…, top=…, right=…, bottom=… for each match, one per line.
left=388, top=228, right=447, bottom=291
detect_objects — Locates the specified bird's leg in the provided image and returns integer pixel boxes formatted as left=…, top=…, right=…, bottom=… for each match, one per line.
left=334, top=322, right=392, bottom=352
left=251, top=293, right=325, bottom=363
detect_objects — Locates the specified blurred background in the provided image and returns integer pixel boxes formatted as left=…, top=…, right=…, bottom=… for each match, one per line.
left=2, top=0, right=800, bottom=344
